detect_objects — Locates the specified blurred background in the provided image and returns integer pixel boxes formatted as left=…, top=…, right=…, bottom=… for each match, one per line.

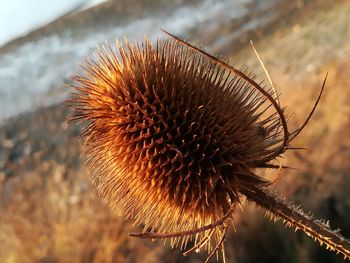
left=0, top=0, right=349, bottom=262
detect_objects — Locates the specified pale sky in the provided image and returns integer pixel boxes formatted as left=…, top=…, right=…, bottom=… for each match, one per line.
left=0, top=0, right=108, bottom=46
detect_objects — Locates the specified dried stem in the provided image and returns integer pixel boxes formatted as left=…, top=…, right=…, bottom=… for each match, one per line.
left=240, top=184, right=350, bottom=260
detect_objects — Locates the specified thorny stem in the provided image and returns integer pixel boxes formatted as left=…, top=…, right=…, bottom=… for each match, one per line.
left=240, top=184, right=350, bottom=260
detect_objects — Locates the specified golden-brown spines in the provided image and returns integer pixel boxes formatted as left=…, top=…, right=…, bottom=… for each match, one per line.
left=70, top=37, right=280, bottom=248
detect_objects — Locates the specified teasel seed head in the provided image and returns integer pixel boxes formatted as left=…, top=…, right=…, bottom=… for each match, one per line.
left=69, top=31, right=350, bottom=261
left=71, top=36, right=278, bottom=224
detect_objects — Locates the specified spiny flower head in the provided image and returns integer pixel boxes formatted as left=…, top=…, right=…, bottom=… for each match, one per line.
left=71, top=36, right=279, bottom=231
left=69, top=32, right=350, bottom=261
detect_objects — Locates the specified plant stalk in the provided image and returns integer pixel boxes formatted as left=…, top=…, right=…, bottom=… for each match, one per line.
left=241, top=184, right=350, bottom=260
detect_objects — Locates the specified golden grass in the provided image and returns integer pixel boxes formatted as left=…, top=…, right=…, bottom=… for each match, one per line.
left=0, top=161, right=163, bottom=263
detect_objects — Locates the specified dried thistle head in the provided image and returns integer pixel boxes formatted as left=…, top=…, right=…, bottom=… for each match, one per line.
left=69, top=31, right=350, bottom=262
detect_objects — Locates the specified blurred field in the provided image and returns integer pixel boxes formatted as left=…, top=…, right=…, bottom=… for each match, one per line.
left=0, top=0, right=349, bottom=262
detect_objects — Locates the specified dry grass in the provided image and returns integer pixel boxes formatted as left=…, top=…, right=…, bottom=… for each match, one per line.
left=0, top=161, right=163, bottom=263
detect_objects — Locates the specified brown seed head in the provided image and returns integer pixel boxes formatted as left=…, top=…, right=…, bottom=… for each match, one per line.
left=70, top=34, right=350, bottom=262
left=70, top=36, right=282, bottom=246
